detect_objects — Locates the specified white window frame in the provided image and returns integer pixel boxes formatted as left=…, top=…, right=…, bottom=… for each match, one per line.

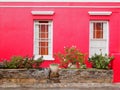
left=89, top=21, right=109, bottom=57
left=34, top=20, right=54, bottom=60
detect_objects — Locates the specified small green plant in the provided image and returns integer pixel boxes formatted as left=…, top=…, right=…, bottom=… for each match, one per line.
left=3, top=56, right=44, bottom=69
left=89, top=53, right=114, bottom=69
left=55, top=46, right=85, bottom=68
left=33, top=56, right=43, bottom=69
left=3, top=56, right=23, bottom=69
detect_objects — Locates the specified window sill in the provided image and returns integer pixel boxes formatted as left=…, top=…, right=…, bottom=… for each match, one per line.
left=90, top=39, right=107, bottom=41
left=34, top=55, right=54, bottom=61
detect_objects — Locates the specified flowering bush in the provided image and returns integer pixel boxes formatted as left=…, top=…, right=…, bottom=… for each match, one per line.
left=55, top=46, right=86, bottom=68
left=89, top=53, right=114, bottom=69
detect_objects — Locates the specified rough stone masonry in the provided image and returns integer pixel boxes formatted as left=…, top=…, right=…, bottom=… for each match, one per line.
left=0, top=69, right=113, bottom=84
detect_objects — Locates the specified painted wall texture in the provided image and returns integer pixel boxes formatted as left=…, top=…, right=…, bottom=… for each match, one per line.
left=0, top=2, right=120, bottom=82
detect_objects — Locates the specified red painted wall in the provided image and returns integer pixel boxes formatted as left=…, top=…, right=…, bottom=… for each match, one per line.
left=0, top=2, right=120, bottom=82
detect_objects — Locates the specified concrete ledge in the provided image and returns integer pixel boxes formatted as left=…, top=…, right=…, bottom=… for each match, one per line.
left=0, top=83, right=120, bottom=88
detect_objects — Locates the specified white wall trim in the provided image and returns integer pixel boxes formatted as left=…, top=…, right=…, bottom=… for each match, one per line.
left=88, top=11, right=112, bottom=15
left=1, top=0, right=120, bottom=2
left=1, top=5, right=120, bottom=8
left=31, top=11, right=54, bottom=15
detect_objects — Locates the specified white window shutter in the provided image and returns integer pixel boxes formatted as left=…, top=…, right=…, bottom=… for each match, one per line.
left=34, top=21, right=39, bottom=55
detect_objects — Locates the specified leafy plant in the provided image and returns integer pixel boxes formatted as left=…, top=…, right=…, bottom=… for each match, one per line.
left=55, top=46, right=85, bottom=68
left=33, top=56, right=43, bottom=69
left=18, top=56, right=34, bottom=69
left=3, top=56, right=44, bottom=69
left=3, top=56, right=23, bottom=69
left=89, top=53, right=114, bottom=69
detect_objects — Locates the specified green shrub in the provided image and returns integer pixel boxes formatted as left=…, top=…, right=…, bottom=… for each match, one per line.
left=89, top=53, right=114, bottom=69
left=3, top=56, right=23, bottom=69
left=3, top=56, right=43, bottom=69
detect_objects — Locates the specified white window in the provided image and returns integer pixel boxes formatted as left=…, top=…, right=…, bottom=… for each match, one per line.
left=89, top=21, right=109, bottom=56
left=34, top=20, right=54, bottom=60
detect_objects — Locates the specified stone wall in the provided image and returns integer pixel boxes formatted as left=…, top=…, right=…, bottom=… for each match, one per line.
left=59, top=69, right=113, bottom=83
left=0, top=69, right=113, bottom=84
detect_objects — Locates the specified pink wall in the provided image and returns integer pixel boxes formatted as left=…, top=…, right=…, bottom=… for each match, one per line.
left=0, top=2, right=120, bottom=82
left=112, top=53, right=120, bottom=83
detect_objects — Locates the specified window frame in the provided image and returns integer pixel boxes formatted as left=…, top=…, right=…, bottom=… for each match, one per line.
left=90, top=21, right=109, bottom=40
left=89, top=20, right=109, bottom=57
left=33, top=20, right=54, bottom=60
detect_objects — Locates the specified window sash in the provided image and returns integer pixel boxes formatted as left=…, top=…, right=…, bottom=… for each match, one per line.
left=34, top=20, right=53, bottom=59
left=93, top=22, right=103, bottom=39
left=39, top=22, right=49, bottom=55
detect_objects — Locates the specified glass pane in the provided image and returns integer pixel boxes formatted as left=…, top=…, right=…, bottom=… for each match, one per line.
left=39, top=47, right=48, bottom=55
left=39, top=42, right=48, bottom=47
left=38, top=21, right=49, bottom=55
left=39, top=23, right=48, bottom=39
left=39, top=42, right=48, bottom=55
left=93, top=22, right=103, bottom=39
left=39, top=33, right=48, bottom=38
left=40, top=25, right=48, bottom=32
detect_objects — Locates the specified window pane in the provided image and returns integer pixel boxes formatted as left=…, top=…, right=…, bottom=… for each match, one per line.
left=39, top=47, right=48, bottom=55
left=40, top=25, right=48, bottom=32
left=39, top=42, right=48, bottom=46
left=39, top=25, right=48, bottom=38
left=38, top=21, right=49, bottom=55
left=93, top=22, right=103, bottom=39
